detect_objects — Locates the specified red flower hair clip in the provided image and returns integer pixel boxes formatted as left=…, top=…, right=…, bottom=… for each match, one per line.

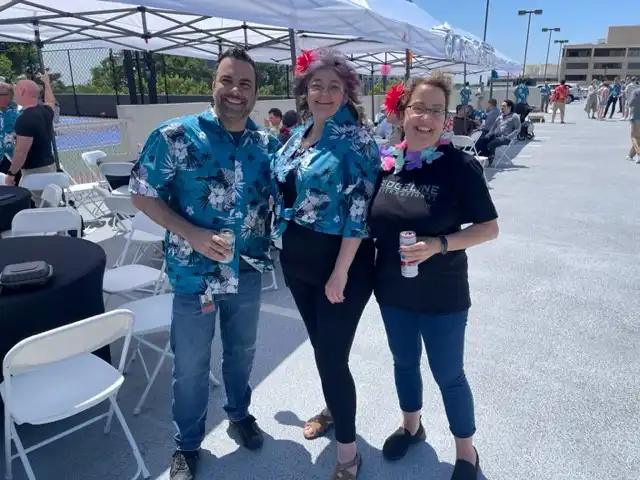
left=383, top=83, right=405, bottom=116
left=295, top=50, right=316, bottom=77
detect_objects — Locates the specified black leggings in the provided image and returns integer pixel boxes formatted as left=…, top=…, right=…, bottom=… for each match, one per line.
left=285, top=273, right=373, bottom=443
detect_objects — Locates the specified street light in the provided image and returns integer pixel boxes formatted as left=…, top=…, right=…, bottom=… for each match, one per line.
left=542, top=27, right=561, bottom=80
left=554, top=39, right=569, bottom=81
left=479, top=0, right=490, bottom=91
left=518, top=9, right=543, bottom=77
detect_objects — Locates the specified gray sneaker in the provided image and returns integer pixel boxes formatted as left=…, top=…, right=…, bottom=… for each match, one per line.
left=170, top=450, right=199, bottom=480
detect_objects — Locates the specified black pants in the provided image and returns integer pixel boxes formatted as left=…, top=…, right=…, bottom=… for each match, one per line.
left=475, top=134, right=511, bottom=157
left=285, top=273, right=373, bottom=443
left=604, top=96, right=618, bottom=118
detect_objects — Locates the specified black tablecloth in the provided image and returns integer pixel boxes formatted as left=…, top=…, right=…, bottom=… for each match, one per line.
left=0, top=236, right=109, bottom=381
left=0, top=185, right=32, bottom=232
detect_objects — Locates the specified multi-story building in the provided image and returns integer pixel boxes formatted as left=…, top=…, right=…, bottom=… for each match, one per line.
left=559, top=26, right=640, bottom=84
left=523, top=64, right=558, bottom=79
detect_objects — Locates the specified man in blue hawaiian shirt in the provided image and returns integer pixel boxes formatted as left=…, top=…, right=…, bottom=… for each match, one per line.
left=540, top=82, right=552, bottom=113
left=459, top=82, right=472, bottom=106
left=0, top=82, right=19, bottom=173
left=129, top=48, right=280, bottom=480
left=514, top=79, right=529, bottom=105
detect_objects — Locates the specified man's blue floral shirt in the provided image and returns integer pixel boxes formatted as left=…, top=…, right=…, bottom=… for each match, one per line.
left=515, top=84, right=529, bottom=103
left=272, top=104, right=380, bottom=239
left=129, top=109, right=280, bottom=295
left=0, top=102, right=19, bottom=160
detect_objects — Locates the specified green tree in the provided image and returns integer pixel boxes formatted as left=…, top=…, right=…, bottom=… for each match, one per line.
left=0, top=54, right=12, bottom=80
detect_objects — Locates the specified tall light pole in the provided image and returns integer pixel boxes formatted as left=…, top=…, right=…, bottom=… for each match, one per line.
left=542, top=27, right=560, bottom=80
left=518, top=9, right=543, bottom=77
left=479, top=0, right=490, bottom=88
left=554, top=39, right=569, bottom=81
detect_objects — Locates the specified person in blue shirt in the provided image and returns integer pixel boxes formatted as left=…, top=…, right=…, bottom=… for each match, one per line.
left=514, top=79, right=529, bottom=105
left=540, top=82, right=552, bottom=113
left=459, top=82, right=472, bottom=106
left=0, top=82, right=19, bottom=174
left=481, top=98, right=500, bottom=134
left=129, top=48, right=280, bottom=480
left=605, top=77, right=622, bottom=119
left=272, top=48, right=380, bottom=479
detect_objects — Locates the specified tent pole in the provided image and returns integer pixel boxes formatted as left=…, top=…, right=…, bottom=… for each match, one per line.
left=489, top=71, right=494, bottom=99
left=382, top=52, right=388, bottom=91
left=243, top=22, right=248, bottom=48
left=32, top=20, right=60, bottom=171
left=135, top=51, right=144, bottom=104
left=288, top=29, right=298, bottom=113
left=505, top=73, right=510, bottom=99
left=123, top=50, right=138, bottom=105
left=370, top=65, right=375, bottom=121
left=463, top=62, right=467, bottom=84
left=404, top=49, right=411, bottom=83
left=140, top=6, right=157, bottom=104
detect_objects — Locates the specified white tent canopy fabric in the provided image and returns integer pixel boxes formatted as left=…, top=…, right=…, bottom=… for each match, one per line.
left=0, top=0, right=519, bottom=76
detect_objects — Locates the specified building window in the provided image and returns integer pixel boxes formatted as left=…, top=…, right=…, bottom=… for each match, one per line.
left=564, top=63, right=589, bottom=69
left=566, top=48, right=591, bottom=58
left=593, top=49, right=626, bottom=57
left=628, top=62, right=640, bottom=70
left=593, top=62, right=623, bottom=70
left=628, top=48, right=640, bottom=57
left=565, top=75, right=587, bottom=81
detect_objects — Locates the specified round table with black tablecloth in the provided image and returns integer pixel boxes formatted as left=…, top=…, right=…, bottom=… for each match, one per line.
left=0, top=185, right=32, bottom=232
left=0, top=236, right=110, bottom=381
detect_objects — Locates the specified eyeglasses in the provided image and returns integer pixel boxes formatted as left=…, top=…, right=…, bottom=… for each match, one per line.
left=308, top=84, right=344, bottom=95
left=407, top=105, right=446, bottom=117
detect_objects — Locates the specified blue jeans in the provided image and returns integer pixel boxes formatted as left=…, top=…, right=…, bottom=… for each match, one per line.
left=170, top=270, right=262, bottom=451
left=380, top=306, right=476, bottom=439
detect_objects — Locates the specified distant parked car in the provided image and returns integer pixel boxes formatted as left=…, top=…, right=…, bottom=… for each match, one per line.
left=537, top=83, right=585, bottom=103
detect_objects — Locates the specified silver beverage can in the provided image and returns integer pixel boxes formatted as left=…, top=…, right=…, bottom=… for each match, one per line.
left=219, top=228, right=235, bottom=264
left=400, top=230, right=418, bottom=278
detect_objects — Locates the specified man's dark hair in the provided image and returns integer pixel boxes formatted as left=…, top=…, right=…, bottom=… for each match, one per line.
left=268, top=108, right=282, bottom=119
left=503, top=99, right=514, bottom=111
left=560, top=79, right=566, bottom=85
left=282, top=110, right=299, bottom=128
left=217, top=48, right=259, bottom=90
left=488, top=98, right=497, bottom=107
left=465, top=82, right=470, bottom=86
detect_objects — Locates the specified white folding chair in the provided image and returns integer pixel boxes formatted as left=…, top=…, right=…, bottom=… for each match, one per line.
left=101, top=201, right=163, bottom=266
left=102, top=194, right=139, bottom=234
left=99, top=162, right=134, bottom=197
left=81, top=150, right=107, bottom=182
left=451, top=135, right=489, bottom=182
left=113, top=294, right=220, bottom=415
left=39, top=184, right=63, bottom=208
left=0, top=172, right=5, bottom=184
left=11, top=207, right=82, bottom=237
left=20, top=172, right=80, bottom=211
left=103, top=212, right=166, bottom=302
left=493, top=137, right=518, bottom=169
left=0, top=309, right=151, bottom=480
left=58, top=150, right=110, bottom=219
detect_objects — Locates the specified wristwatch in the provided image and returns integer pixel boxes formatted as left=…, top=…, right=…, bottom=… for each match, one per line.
left=438, top=235, right=448, bottom=255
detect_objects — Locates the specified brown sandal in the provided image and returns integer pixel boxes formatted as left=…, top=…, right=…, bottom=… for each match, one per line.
left=331, top=452, right=362, bottom=480
left=303, top=412, right=334, bottom=440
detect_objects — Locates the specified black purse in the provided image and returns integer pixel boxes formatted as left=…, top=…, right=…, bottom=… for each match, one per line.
left=0, top=261, right=53, bottom=291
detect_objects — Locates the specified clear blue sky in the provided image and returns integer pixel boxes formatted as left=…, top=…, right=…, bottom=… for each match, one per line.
left=414, top=0, right=638, bottom=65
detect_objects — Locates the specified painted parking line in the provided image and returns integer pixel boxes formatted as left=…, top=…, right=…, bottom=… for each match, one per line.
left=260, top=303, right=302, bottom=320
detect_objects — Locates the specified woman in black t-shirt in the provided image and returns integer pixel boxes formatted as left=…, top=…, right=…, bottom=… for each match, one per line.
left=368, top=74, right=499, bottom=479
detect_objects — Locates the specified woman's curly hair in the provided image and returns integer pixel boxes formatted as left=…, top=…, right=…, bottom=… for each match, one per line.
left=294, top=49, right=362, bottom=122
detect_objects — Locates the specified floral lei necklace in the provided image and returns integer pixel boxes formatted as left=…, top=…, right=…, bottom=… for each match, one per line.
left=380, top=133, right=452, bottom=174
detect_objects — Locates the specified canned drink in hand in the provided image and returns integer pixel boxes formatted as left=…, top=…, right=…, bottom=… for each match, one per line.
left=218, top=228, right=235, bottom=264
left=400, top=231, right=418, bottom=278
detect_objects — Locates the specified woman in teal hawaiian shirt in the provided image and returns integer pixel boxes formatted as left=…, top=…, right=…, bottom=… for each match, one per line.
left=272, top=49, right=380, bottom=479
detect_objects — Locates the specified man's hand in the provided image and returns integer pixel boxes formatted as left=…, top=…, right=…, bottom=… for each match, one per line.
left=4, top=174, right=15, bottom=186
left=399, top=237, right=441, bottom=266
left=186, top=226, right=232, bottom=262
left=36, top=72, right=50, bottom=84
